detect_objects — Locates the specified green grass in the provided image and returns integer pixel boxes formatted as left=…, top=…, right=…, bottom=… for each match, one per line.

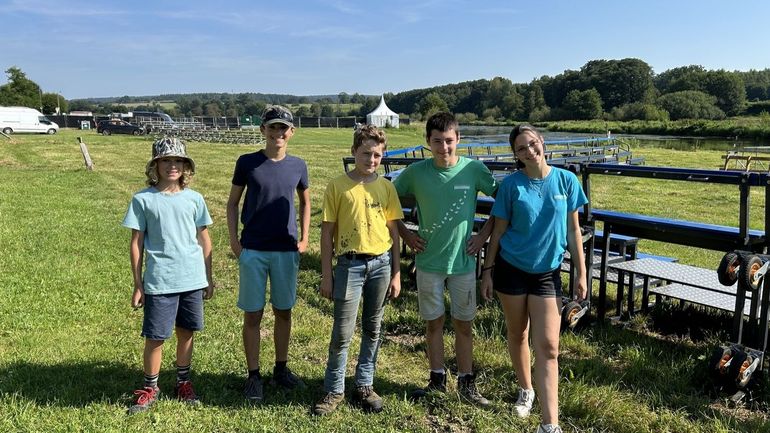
left=1, top=128, right=769, bottom=432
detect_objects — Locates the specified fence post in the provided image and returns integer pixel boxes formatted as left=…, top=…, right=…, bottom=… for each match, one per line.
left=77, top=137, right=94, bottom=171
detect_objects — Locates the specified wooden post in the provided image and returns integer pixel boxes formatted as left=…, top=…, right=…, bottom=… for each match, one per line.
left=77, top=137, right=94, bottom=171
left=0, top=131, right=10, bottom=139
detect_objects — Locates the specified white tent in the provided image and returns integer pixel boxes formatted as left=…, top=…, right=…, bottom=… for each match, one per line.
left=366, top=95, right=399, bottom=128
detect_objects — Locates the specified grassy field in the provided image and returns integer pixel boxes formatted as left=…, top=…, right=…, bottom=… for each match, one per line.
left=1, top=127, right=769, bottom=432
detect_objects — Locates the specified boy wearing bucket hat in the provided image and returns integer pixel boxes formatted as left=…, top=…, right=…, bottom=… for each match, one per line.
left=226, top=105, right=310, bottom=402
left=122, top=137, right=214, bottom=414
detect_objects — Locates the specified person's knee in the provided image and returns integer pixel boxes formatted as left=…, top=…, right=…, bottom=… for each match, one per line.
left=452, top=319, right=472, bottom=338
left=534, top=338, right=559, bottom=361
left=244, top=311, right=263, bottom=328
left=426, top=316, right=444, bottom=333
left=273, top=306, right=292, bottom=321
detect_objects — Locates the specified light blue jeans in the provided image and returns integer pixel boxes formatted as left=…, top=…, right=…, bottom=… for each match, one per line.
left=323, top=252, right=391, bottom=394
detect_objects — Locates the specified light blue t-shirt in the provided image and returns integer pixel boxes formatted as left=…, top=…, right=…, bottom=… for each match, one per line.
left=491, top=167, right=587, bottom=274
left=122, top=187, right=213, bottom=295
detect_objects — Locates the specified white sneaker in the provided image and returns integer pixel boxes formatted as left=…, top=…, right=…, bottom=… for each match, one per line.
left=513, top=388, right=535, bottom=418
left=536, top=424, right=562, bottom=433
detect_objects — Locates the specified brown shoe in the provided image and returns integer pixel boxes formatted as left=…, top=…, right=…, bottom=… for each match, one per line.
left=457, top=373, right=489, bottom=407
left=313, top=392, right=344, bottom=416
left=352, top=385, right=383, bottom=413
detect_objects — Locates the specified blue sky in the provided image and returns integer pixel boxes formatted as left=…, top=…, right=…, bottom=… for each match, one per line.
left=2, top=0, right=769, bottom=99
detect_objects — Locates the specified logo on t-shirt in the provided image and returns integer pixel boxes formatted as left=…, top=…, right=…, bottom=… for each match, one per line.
left=554, top=194, right=566, bottom=200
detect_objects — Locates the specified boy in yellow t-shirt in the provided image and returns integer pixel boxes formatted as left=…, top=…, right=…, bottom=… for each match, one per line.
left=313, top=125, right=403, bottom=416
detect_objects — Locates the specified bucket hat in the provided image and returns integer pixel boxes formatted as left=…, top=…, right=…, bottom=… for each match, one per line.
left=145, top=136, right=195, bottom=176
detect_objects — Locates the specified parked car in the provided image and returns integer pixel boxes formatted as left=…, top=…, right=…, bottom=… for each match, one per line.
left=97, top=119, right=144, bottom=136
left=0, top=106, right=59, bottom=135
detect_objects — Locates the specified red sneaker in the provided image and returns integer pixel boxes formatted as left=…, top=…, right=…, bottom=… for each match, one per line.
left=128, top=386, right=159, bottom=415
left=174, top=380, right=200, bottom=405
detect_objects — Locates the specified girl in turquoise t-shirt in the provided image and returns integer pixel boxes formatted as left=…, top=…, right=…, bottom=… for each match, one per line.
left=480, top=124, right=587, bottom=433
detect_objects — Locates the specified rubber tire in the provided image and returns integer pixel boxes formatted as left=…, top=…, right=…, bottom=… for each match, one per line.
left=717, top=252, right=740, bottom=286
left=561, top=301, right=583, bottom=330
left=708, top=345, right=731, bottom=383
left=2, top=127, right=11, bottom=134
left=736, top=352, right=754, bottom=389
left=46, top=128, right=56, bottom=135
left=102, top=129, right=111, bottom=136
left=739, top=255, right=763, bottom=291
left=727, top=348, right=749, bottom=391
left=132, top=129, right=141, bottom=136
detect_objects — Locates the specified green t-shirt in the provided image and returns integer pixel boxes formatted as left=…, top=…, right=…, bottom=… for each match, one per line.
left=393, top=157, right=497, bottom=274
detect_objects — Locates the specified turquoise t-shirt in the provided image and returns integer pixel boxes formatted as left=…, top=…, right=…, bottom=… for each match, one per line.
left=122, top=187, right=213, bottom=295
left=491, top=167, right=588, bottom=274
left=393, top=157, right=497, bottom=275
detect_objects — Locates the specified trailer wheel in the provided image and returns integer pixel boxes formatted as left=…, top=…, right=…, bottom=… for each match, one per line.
left=2, top=127, right=12, bottom=135
left=561, top=301, right=583, bottom=330
left=739, top=255, right=763, bottom=291
left=727, top=349, right=749, bottom=390
left=708, top=345, right=732, bottom=382
left=717, top=252, right=740, bottom=286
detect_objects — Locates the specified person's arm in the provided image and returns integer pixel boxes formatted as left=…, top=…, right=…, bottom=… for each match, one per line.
left=297, top=187, right=311, bottom=253
left=387, top=220, right=401, bottom=299
left=129, top=229, right=145, bottom=308
left=566, top=210, right=588, bottom=301
left=319, top=221, right=335, bottom=299
left=466, top=216, right=495, bottom=255
left=198, top=226, right=214, bottom=300
left=226, top=184, right=245, bottom=258
left=396, top=219, right=425, bottom=253
left=480, top=217, right=508, bottom=302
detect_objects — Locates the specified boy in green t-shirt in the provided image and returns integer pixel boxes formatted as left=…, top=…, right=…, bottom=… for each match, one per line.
left=313, top=125, right=403, bottom=416
left=393, top=112, right=497, bottom=406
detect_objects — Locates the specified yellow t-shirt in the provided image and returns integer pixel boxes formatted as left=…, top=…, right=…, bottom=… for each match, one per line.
left=322, top=173, right=404, bottom=255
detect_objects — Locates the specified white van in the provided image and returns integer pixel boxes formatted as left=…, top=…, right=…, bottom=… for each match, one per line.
left=0, top=106, right=60, bottom=135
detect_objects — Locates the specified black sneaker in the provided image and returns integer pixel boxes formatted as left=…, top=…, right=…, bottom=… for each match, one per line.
left=244, top=375, right=263, bottom=402
left=352, top=385, right=383, bottom=413
left=127, top=385, right=160, bottom=415
left=271, top=366, right=305, bottom=390
left=457, top=373, right=489, bottom=407
left=313, top=392, right=344, bottom=416
left=410, top=370, right=447, bottom=401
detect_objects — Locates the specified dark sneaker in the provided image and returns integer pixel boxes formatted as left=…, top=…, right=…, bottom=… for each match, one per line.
left=271, top=366, right=305, bottom=390
left=312, top=392, right=344, bottom=416
left=410, top=370, right=447, bottom=401
left=127, top=385, right=159, bottom=415
left=174, top=380, right=200, bottom=405
left=352, top=385, right=383, bottom=413
left=244, top=375, right=263, bottom=402
left=457, top=374, right=489, bottom=407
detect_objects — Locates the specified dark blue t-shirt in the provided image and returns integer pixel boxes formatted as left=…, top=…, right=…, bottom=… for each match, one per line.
left=232, top=150, right=309, bottom=251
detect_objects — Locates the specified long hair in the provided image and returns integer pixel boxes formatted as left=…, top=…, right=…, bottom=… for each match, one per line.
left=509, top=124, right=545, bottom=169
left=145, top=160, right=194, bottom=188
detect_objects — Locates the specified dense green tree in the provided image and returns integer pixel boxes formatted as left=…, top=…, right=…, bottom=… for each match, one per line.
left=580, top=58, right=655, bottom=110
left=610, top=102, right=669, bottom=121
left=703, top=70, right=746, bottom=116
left=419, top=92, right=449, bottom=117
left=656, top=90, right=725, bottom=120
left=0, top=67, right=43, bottom=109
left=562, top=88, right=603, bottom=119
left=41, top=92, right=68, bottom=114
left=654, top=65, right=707, bottom=94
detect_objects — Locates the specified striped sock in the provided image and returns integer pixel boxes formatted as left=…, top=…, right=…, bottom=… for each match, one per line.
left=144, top=373, right=159, bottom=389
left=176, top=364, right=191, bottom=382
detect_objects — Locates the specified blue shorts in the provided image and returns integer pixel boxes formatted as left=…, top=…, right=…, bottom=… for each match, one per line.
left=238, top=249, right=299, bottom=312
left=142, top=289, right=205, bottom=340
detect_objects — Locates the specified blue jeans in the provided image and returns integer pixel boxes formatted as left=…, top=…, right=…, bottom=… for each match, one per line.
left=323, top=252, right=391, bottom=394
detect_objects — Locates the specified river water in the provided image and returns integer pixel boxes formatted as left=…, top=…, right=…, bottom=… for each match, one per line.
left=459, top=125, right=769, bottom=151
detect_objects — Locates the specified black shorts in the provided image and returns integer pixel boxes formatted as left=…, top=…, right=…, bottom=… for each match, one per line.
left=492, top=256, right=563, bottom=298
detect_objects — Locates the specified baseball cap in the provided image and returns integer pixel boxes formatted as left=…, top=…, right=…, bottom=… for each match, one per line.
left=261, top=105, right=294, bottom=127
left=146, top=136, right=195, bottom=175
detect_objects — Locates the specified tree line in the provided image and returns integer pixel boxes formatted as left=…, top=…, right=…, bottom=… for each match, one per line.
left=3, top=59, right=770, bottom=122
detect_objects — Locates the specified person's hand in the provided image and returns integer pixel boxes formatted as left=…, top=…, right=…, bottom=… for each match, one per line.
left=230, top=239, right=243, bottom=259
left=387, top=275, right=401, bottom=299
left=131, top=285, right=144, bottom=309
left=297, top=239, right=309, bottom=254
left=573, top=276, right=588, bottom=302
left=480, top=272, right=494, bottom=302
left=403, top=230, right=426, bottom=253
left=204, top=281, right=215, bottom=300
left=320, top=275, right=333, bottom=300
left=466, top=234, right=487, bottom=256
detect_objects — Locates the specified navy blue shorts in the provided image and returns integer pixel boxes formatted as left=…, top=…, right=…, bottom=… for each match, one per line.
left=142, top=289, right=205, bottom=340
left=492, top=256, right=563, bottom=298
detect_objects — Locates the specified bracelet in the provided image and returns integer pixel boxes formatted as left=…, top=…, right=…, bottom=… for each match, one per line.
left=481, top=265, right=495, bottom=272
